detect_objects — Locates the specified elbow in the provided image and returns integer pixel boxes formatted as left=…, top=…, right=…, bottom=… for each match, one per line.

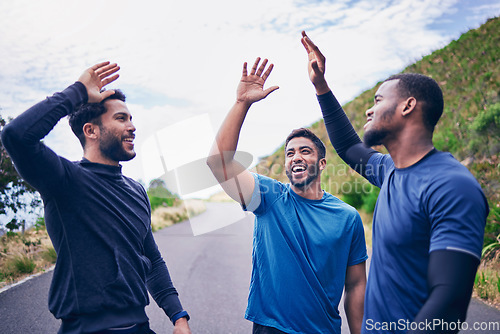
left=0, top=122, right=19, bottom=154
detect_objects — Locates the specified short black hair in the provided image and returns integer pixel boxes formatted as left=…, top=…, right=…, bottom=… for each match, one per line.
left=385, top=73, right=444, bottom=132
left=285, top=128, right=326, bottom=160
left=68, top=89, right=126, bottom=147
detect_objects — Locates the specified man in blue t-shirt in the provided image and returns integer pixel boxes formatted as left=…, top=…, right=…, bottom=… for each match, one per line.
left=301, top=32, right=488, bottom=334
left=207, top=58, right=368, bottom=334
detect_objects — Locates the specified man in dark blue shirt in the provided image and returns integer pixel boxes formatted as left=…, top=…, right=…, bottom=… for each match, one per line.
left=1, top=62, right=190, bottom=334
left=301, top=32, right=488, bottom=334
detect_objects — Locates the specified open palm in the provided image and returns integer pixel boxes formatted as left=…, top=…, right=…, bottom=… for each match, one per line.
left=237, top=58, right=279, bottom=105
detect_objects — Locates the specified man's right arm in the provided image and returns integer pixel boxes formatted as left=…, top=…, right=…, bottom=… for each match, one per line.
left=1, top=83, right=88, bottom=193
left=206, top=58, right=278, bottom=207
left=301, top=32, right=377, bottom=178
left=1, top=62, right=120, bottom=194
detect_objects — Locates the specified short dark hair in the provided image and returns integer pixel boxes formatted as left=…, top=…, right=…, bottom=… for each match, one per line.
left=285, top=128, right=326, bottom=160
left=385, top=73, right=444, bottom=132
left=68, top=89, right=126, bottom=147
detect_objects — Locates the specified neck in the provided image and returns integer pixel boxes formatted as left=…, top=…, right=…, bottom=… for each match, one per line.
left=384, top=130, right=434, bottom=168
left=83, top=150, right=119, bottom=166
left=291, top=180, right=323, bottom=200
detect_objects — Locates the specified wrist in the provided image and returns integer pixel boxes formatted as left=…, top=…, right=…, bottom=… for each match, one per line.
left=314, top=81, right=331, bottom=95
left=175, top=317, right=189, bottom=327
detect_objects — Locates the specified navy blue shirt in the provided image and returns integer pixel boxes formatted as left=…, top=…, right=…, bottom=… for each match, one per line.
left=1, top=82, right=188, bottom=333
left=362, top=151, right=487, bottom=333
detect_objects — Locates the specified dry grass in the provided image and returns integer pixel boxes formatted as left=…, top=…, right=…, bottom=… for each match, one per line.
left=151, top=199, right=206, bottom=231
left=474, top=250, right=500, bottom=310
left=0, top=229, right=55, bottom=289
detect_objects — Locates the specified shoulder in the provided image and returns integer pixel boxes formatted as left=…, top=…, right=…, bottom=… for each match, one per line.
left=323, top=192, right=363, bottom=224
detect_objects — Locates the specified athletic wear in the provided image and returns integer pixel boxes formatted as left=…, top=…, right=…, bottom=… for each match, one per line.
left=1, top=82, right=188, bottom=333
left=244, top=173, right=368, bottom=334
left=317, top=91, right=488, bottom=333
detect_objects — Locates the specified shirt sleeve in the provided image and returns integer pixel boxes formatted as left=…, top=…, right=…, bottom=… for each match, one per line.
left=144, top=229, right=189, bottom=324
left=364, top=152, right=394, bottom=188
left=244, top=173, right=285, bottom=216
left=347, top=213, right=369, bottom=266
left=426, top=171, right=488, bottom=259
left=0, top=82, right=87, bottom=195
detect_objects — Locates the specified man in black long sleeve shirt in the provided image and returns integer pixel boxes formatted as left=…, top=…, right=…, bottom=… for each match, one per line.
left=1, top=62, right=190, bottom=334
left=301, top=32, right=488, bottom=334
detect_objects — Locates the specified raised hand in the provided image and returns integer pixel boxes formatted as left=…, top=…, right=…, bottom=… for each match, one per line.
left=77, top=61, right=120, bottom=103
left=236, top=57, right=279, bottom=106
left=301, top=31, right=330, bottom=95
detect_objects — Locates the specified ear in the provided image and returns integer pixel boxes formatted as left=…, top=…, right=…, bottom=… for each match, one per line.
left=83, top=123, right=99, bottom=140
left=401, top=97, right=417, bottom=116
left=319, top=158, right=327, bottom=171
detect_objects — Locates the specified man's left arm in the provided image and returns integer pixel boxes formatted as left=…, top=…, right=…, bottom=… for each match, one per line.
left=408, top=250, right=478, bottom=334
left=344, top=262, right=367, bottom=334
left=144, top=230, right=191, bottom=333
left=409, top=172, right=488, bottom=333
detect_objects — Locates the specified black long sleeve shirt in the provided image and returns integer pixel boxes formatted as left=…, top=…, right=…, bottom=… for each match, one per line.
left=1, top=82, right=188, bottom=333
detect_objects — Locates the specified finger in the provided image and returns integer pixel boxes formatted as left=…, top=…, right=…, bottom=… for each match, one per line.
left=101, top=74, right=120, bottom=87
left=96, top=63, right=119, bottom=76
left=242, top=62, right=248, bottom=77
left=91, top=61, right=111, bottom=71
left=99, top=65, right=120, bottom=80
left=256, top=58, right=268, bottom=77
left=261, top=63, right=274, bottom=81
left=250, top=57, right=260, bottom=75
left=304, top=36, right=325, bottom=62
left=301, top=37, right=311, bottom=53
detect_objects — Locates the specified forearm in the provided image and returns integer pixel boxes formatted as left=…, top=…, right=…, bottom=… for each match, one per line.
left=1, top=82, right=87, bottom=191
left=207, top=101, right=250, bottom=180
left=144, top=231, right=188, bottom=324
left=317, top=91, right=376, bottom=176
left=344, top=283, right=365, bottom=334
left=408, top=250, right=478, bottom=334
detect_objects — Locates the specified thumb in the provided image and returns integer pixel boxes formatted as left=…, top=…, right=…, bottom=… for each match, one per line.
left=311, top=60, right=322, bottom=74
left=263, top=86, right=279, bottom=98
left=100, top=90, right=116, bottom=100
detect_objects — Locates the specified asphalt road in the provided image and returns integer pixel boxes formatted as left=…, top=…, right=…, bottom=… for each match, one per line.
left=0, top=202, right=499, bottom=333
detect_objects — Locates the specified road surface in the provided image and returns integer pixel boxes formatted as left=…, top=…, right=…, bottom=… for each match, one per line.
left=0, top=202, right=499, bottom=333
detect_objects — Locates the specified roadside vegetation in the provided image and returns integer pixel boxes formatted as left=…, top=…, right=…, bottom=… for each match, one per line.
left=257, top=17, right=500, bottom=308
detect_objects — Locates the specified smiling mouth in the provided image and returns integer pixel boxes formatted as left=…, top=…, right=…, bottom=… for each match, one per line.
left=291, top=164, right=307, bottom=174
left=364, top=119, right=372, bottom=129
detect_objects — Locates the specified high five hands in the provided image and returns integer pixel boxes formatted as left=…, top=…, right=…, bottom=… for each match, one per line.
left=301, top=31, right=331, bottom=95
left=78, top=61, right=120, bottom=103
left=237, top=57, right=279, bottom=106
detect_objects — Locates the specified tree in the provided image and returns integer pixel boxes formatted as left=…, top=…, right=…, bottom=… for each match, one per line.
left=0, top=113, right=41, bottom=232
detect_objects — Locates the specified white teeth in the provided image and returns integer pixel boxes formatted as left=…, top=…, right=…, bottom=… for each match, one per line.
left=124, top=138, right=134, bottom=142
left=292, top=165, right=306, bottom=172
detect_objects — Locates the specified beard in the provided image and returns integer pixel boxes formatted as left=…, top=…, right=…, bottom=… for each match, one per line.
left=99, top=127, right=136, bottom=162
left=363, top=129, right=390, bottom=147
left=363, top=102, right=397, bottom=147
left=285, top=160, right=321, bottom=189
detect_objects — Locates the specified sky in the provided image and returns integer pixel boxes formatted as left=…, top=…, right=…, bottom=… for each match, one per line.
left=1, top=0, right=499, bottom=200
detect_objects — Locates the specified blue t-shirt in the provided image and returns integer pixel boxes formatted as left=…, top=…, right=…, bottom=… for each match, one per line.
left=244, top=173, right=368, bottom=334
left=362, top=150, right=488, bottom=333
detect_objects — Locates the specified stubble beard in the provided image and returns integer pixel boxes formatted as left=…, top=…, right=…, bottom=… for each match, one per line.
left=99, top=126, right=136, bottom=163
left=285, top=160, right=321, bottom=189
